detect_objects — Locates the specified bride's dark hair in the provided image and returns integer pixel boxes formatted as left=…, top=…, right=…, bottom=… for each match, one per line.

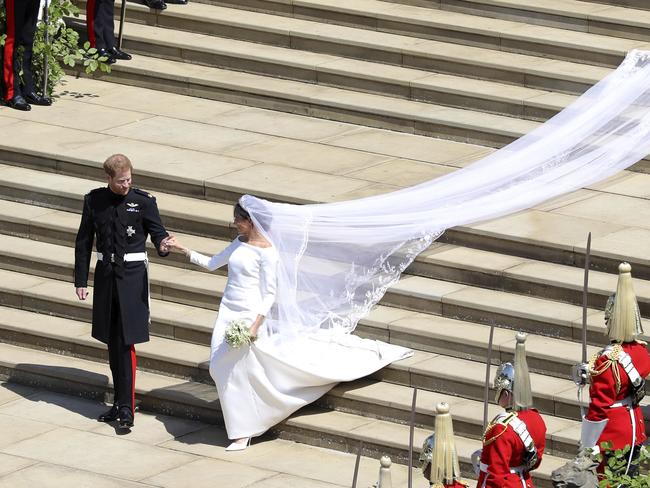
left=234, top=203, right=252, bottom=222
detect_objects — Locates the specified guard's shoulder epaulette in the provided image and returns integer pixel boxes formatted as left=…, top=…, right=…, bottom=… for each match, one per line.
left=483, top=411, right=515, bottom=446
left=133, top=188, right=154, bottom=199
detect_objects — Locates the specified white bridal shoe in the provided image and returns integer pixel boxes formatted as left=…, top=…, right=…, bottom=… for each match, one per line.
left=225, top=437, right=251, bottom=451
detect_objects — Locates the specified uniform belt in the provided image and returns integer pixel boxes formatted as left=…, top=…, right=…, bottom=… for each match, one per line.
left=96, top=252, right=147, bottom=263
left=479, top=463, right=526, bottom=475
left=611, top=396, right=633, bottom=408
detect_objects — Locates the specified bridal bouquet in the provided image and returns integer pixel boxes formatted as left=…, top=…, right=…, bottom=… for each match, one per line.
left=224, top=319, right=256, bottom=348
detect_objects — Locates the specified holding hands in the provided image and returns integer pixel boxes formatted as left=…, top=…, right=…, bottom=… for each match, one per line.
left=162, top=235, right=190, bottom=256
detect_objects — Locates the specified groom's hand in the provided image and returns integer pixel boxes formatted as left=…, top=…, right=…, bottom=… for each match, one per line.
left=76, top=287, right=89, bottom=300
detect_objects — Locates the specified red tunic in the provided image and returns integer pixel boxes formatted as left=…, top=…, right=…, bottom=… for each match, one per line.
left=477, top=409, right=547, bottom=488
left=586, top=341, right=650, bottom=452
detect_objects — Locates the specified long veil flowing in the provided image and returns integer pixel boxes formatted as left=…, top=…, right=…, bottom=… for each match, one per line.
left=243, top=49, right=650, bottom=343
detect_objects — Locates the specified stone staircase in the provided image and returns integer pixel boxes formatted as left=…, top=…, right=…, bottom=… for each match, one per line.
left=1, top=0, right=650, bottom=485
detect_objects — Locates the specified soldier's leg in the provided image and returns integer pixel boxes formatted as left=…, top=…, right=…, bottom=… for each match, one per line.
left=98, top=284, right=122, bottom=422
left=17, top=0, right=40, bottom=98
left=98, top=0, right=116, bottom=51
left=111, top=292, right=136, bottom=417
left=2, top=0, right=30, bottom=109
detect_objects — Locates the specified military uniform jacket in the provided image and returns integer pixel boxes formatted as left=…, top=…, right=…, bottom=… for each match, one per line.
left=74, top=187, right=169, bottom=345
left=587, top=341, right=650, bottom=451
left=477, top=409, right=546, bottom=488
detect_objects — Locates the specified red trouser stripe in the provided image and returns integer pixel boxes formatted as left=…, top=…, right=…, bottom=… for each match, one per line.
left=130, top=345, right=137, bottom=414
left=3, top=0, right=16, bottom=100
left=86, top=0, right=97, bottom=48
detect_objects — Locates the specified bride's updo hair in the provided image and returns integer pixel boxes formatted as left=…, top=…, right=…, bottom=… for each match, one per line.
left=234, top=203, right=252, bottom=222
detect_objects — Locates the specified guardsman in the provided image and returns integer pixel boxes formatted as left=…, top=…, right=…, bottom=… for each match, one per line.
left=580, top=262, right=650, bottom=478
left=3, top=0, right=51, bottom=110
left=85, top=0, right=131, bottom=63
left=475, top=332, right=547, bottom=488
left=74, top=154, right=170, bottom=430
left=420, top=402, right=469, bottom=487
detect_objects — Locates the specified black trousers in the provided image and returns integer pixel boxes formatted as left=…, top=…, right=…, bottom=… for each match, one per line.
left=86, top=0, right=115, bottom=50
left=109, top=280, right=137, bottom=413
left=2, top=0, right=39, bottom=100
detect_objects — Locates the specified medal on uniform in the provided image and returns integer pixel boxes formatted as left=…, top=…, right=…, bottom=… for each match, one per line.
left=126, top=226, right=136, bottom=237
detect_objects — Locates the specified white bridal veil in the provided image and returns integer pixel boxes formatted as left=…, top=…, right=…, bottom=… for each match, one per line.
left=242, top=49, right=650, bottom=342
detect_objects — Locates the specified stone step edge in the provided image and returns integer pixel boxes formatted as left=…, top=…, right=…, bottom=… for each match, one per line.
left=0, top=204, right=642, bottom=322
left=78, top=54, right=536, bottom=149
left=0, top=341, right=566, bottom=486
left=73, top=0, right=612, bottom=95
left=0, top=292, right=607, bottom=424
left=0, top=305, right=583, bottom=458
left=96, top=19, right=566, bottom=122
left=0, top=234, right=621, bottom=353
left=380, top=0, right=650, bottom=36
left=81, top=0, right=643, bottom=68
left=2, top=155, right=650, bottom=283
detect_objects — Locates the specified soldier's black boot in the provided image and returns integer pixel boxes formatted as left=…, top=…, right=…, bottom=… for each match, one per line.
left=98, top=404, right=119, bottom=422
left=118, top=406, right=134, bottom=430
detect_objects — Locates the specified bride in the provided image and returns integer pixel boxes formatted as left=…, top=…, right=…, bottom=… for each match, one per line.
left=166, top=203, right=412, bottom=451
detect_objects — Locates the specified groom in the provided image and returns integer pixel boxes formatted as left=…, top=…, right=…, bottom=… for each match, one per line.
left=74, top=154, right=171, bottom=431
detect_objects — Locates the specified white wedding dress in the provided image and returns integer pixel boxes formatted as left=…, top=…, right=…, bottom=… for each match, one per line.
left=190, top=237, right=412, bottom=439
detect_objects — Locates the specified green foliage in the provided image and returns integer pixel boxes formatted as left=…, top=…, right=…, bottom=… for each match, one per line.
left=598, top=442, right=650, bottom=487
left=0, top=0, right=111, bottom=97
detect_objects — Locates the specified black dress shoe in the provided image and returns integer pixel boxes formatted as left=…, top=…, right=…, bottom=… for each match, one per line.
left=144, top=0, right=167, bottom=9
left=98, top=404, right=120, bottom=422
left=25, top=91, right=52, bottom=106
left=97, top=48, right=116, bottom=65
left=166, top=0, right=188, bottom=4
left=110, top=47, right=132, bottom=61
left=118, top=406, right=134, bottom=429
left=6, top=95, right=31, bottom=111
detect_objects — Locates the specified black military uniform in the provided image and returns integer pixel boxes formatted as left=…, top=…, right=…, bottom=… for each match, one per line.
left=74, top=186, right=169, bottom=427
left=2, top=0, right=51, bottom=110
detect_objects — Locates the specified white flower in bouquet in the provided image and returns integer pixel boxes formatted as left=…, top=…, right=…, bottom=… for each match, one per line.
left=224, top=319, right=256, bottom=348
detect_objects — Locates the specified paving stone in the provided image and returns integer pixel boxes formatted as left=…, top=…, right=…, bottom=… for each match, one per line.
left=1, top=99, right=154, bottom=133
left=321, top=128, right=488, bottom=166
left=1, top=427, right=196, bottom=481
left=103, top=116, right=274, bottom=155
left=0, top=382, right=38, bottom=407
left=0, top=453, right=36, bottom=479
left=0, top=463, right=152, bottom=488
left=0, top=391, right=107, bottom=431
left=143, top=457, right=276, bottom=488
left=0, top=414, right=58, bottom=450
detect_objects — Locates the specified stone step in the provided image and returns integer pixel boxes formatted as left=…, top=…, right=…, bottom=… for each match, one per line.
left=80, top=53, right=537, bottom=148
left=0, top=305, right=584, bottom=458
left=4, top=264, right=648, bottom=425
left=0, top=231, right=610, bottom=381
left=114, top=20, right=571, bottom=122
left=0, top=229, right=633, bottom=351
left=5, top=149, right=650, bottom=287
left=353, top=0, right=650, bottom=42
left=76, top=0, right=613, bottom=95
left=0, top=303, right=594, bottom=461
left=3, top=195, right=647, bottom=318
left=132, top=0, right=649, bottom=67
left=325, top=379, right=581, bottom=458
left=0, top=342, right=564, bottom=487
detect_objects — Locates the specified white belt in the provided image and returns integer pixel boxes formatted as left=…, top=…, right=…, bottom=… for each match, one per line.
left=96, top=252, right=147, bottom=263
left=611, top=396, right=633, bottom=408
left=480, top=462, right=526, bottom=475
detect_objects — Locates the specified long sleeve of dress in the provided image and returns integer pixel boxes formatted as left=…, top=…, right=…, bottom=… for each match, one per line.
left=255, top=249, right=279, bottom=316
left=190, top=239, right=239, bottom=271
